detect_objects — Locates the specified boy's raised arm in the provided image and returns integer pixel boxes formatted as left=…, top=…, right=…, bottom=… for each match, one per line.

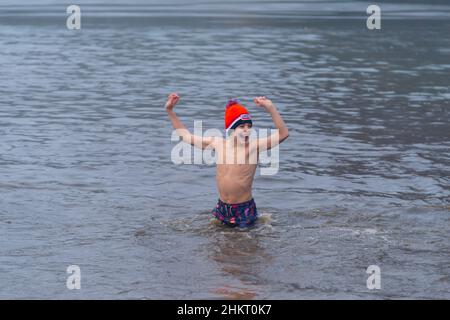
left=165, top=93, right=216, bottom=150
left=254, top=96, right=289, bottom=152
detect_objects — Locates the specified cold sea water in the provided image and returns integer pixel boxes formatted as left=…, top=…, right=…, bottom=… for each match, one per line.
left=0, top=0, right=449, bottom=299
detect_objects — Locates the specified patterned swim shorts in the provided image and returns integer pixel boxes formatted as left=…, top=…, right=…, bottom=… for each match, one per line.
left=212, top=198, right=258, bottom=228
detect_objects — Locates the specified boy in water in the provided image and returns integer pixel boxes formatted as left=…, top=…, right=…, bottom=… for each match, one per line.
left=165, top=93, right=289, bottom=228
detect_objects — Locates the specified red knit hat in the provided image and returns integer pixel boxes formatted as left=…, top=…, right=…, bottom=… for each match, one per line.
left=224, top=99, right=252, bottom=132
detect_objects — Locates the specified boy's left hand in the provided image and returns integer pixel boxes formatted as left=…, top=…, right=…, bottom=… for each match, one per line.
left=254, top=96, right=274, bottom=111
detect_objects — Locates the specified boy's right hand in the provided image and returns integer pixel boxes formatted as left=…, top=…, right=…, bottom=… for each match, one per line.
left=165, top=93, right=180, bottom=111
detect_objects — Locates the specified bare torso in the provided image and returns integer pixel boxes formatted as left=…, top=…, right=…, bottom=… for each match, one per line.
left=214, top=137, right=258, bottom=204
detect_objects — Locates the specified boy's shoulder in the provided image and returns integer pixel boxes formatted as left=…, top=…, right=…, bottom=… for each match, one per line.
left=205, top=136, right=224, bottom=150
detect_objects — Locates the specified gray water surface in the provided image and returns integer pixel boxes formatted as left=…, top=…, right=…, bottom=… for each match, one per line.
left=0, top=1, right=449, bottom=299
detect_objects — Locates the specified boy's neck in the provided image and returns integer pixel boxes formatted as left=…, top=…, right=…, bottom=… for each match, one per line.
left=227, top=136, right=249, bottom=147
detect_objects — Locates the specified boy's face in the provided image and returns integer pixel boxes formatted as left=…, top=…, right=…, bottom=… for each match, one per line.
left=233, top=123, right=253, bottom=143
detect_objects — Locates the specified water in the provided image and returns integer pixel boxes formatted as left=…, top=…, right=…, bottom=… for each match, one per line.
left=0, top=0, right=449, bottom=299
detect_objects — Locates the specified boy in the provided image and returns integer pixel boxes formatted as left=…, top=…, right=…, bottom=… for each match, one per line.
left=165, top=93, right=289, bottom=228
